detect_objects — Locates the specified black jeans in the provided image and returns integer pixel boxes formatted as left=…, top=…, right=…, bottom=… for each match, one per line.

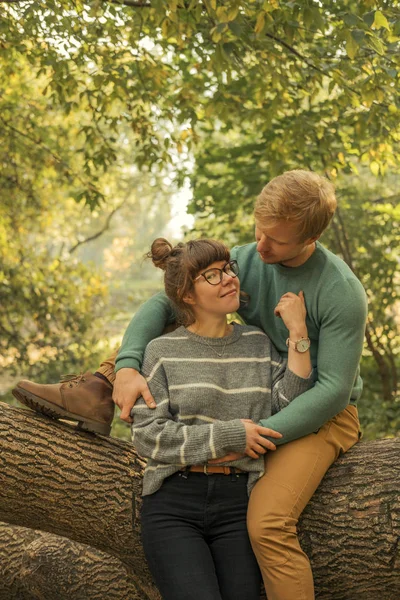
left=141, top=471, right=262, bottom=600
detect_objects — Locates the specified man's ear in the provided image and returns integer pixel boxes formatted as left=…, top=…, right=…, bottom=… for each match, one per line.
left=305, top=234, right=320, bottom=245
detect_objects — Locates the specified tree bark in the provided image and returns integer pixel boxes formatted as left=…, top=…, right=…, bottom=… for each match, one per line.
left=0, top=523, right=156, bottom=600
left=0, top=522, right=37, bottom=600
left=0, top=402, right=399, bottom=599
left=299, top=436, right=400, bottom=598
left=0, top=401, right=157, bottom=597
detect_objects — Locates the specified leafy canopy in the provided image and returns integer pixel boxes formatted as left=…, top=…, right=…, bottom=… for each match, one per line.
left=1, top=0, right=398, bottom=205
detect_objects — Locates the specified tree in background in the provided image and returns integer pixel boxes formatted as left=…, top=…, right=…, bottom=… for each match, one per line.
left=0, top=52, right=171, bottom=391
left=1, top=0, right=399, bottom=189
left=1, top=0, right=399, bottom=437
left=0, top=58, right=106, bottom=380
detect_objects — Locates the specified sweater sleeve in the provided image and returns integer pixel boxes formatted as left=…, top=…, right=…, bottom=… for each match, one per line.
left=131, top=360, right=247, bottom=464
left=259, top=278, right=367, bottom=444
left=269, top=341, right=314, bottom=414
left=115, top=292, right=176, bottom=373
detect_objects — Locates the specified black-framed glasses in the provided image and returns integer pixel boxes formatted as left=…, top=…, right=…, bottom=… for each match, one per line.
left=193, top=260, right=239, bottom=286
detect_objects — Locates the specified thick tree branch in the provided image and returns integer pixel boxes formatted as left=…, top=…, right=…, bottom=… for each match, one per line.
left=0, top=523, right=153, bottom=600
left=0, top=402, right=399, bottom=600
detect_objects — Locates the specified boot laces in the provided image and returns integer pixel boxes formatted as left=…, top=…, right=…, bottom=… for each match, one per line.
left=60, top=373, right=86, bottom=386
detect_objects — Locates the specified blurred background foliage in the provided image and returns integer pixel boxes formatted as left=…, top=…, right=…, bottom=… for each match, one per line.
left=0, top=0, right=399, bottom=441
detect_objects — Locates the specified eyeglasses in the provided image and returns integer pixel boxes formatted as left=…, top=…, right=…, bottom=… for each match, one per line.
left=193, top=260, right=239, bottom=286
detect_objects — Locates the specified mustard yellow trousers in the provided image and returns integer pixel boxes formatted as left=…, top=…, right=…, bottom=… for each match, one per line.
left=247, top=405, right=361, bottom=600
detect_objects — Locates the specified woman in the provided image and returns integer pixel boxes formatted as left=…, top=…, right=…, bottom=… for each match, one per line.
left=131, top=237, right=313, bottom=600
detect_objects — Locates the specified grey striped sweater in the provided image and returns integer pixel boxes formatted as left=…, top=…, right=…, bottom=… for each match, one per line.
left=131, top=323, right=313, bottom=495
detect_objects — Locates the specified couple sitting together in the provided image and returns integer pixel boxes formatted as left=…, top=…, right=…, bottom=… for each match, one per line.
left=14, top=169, right=367, bottom=600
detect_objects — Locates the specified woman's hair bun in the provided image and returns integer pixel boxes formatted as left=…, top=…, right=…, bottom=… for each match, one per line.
left=147, top=238, right=174, bottom=271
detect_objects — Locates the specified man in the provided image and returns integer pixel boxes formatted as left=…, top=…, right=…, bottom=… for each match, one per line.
left=14, top=170, right=367, bottom=599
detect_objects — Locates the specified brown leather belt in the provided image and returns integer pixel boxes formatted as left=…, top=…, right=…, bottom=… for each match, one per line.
left=184, top=465, right=245, bottom=475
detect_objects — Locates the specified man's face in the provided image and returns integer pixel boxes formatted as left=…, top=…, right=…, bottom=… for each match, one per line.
left=255, top=220, right=317, bottom=267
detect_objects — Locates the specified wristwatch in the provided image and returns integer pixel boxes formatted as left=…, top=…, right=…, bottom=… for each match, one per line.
left=286, top=337, right=311, bottom=353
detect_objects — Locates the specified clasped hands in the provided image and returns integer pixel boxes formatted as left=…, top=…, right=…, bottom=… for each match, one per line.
left=208, top=419, right=282, bottom=465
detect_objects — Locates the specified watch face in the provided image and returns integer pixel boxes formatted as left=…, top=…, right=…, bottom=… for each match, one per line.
left=296, top=338, right=310, bottom=353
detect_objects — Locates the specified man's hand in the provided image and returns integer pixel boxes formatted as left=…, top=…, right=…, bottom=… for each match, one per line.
left=209, top=420, right=283, bottom=463
left=242, top=419, right=282, bottom=459
left=274, top=291, right=307, bottom=334
left=113, top=368, right=156, bottom=423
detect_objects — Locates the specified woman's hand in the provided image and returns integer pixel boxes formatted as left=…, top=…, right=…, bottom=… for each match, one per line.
left=274, top=291, right=307, bottom=336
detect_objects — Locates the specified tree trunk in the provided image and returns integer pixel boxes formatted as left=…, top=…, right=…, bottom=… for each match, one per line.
left=0, top=523, right=157, bottom=600
left=0, top=522, right=37, bottom=600
left=299, top=436, right=400, bottom=598
left=0, top=401, right=156, bottom=596
left=0, top=402, right=399, bottom=599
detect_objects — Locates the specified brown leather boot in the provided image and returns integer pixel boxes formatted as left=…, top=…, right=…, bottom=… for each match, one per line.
left=12, top=372, right=114, bottom=436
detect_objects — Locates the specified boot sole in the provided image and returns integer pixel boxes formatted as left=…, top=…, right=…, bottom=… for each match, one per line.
left=12, top=387, right=111, bottom=436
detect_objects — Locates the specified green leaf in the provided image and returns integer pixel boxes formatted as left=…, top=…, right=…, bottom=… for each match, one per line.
left=228, top=22, right=242, bottom=37
left=352, top=29, right=366, bottom=44
left=343, top=13, right=359, bottom=27
left=363, top=11, right=375, bottom=28
left=367, top=34, right=386, bottom=55
left=373, top=11, right=390, bottom=31
left=283, top=23, right=295, bottom=44
left=370, top=161, right=380, bottom=176
left=255, top=12, right=266, bottom=35
left=303, top=7, right=313, bottom=29
left=393, top=20, right=400, bottom=36
left=383, top=68, right=397, bottom=79
left=226, top=6, right=239, bottom=22
left=195, top=3, right=202, bottom=21
left=311, top=7, right=325, bottom=32
left=222, top=42, right=236, bottom=56
left=345, top=32, right=359, bottom=59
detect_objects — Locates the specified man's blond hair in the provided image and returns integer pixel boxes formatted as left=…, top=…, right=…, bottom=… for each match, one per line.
left=254, top=170, right=337, bottom=241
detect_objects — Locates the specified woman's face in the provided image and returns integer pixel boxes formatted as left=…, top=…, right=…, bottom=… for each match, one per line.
left=187, top=260, right=241, bottom=318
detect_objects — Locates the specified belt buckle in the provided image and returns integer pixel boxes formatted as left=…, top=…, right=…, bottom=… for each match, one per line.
left=203, top=464, right=209, bottom=475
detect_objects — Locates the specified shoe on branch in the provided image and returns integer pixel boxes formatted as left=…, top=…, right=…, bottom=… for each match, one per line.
left=12, top=372, right=114, bottom=436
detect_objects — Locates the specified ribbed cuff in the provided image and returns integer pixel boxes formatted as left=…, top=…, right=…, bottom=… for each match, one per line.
left=214, top=420, right=247, bottom=454
left=115, top=357, right=141, bottom=373
left=283, top=368, right=314, bottom=397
